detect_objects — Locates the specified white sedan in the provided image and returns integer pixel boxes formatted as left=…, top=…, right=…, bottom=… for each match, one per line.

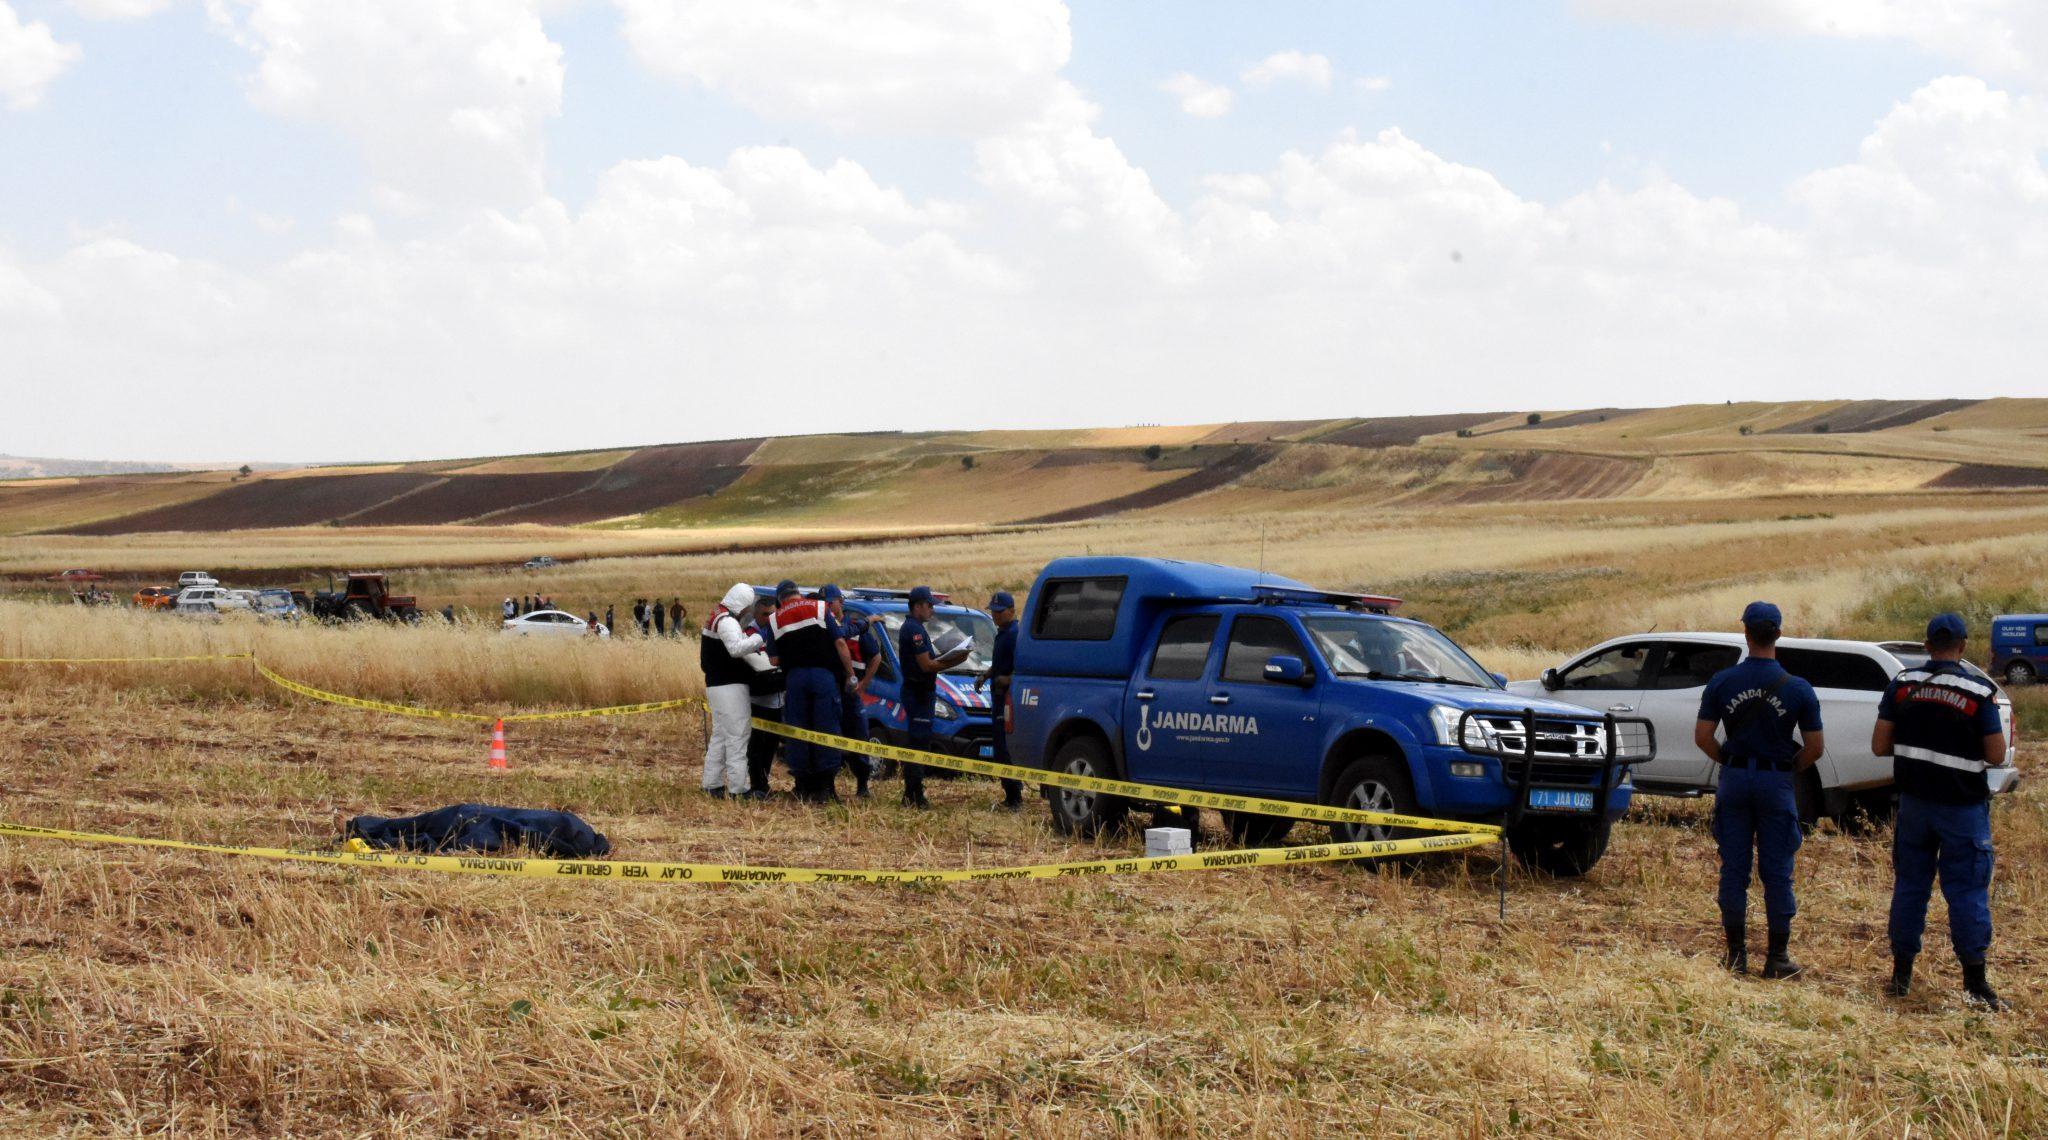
left=1513, top=632, right=2016, bottom=823
left=502, top=610, right=606, bottom=639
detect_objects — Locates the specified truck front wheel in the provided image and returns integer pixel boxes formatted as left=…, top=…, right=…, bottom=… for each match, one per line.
left=1506, top=818, right=1611, bottom=878
left=1044, top=735, right=1127, bottom=839
left=1326, top=756, right=1421, bottom=846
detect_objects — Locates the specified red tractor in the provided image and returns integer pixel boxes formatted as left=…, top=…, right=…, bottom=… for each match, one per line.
left=311, top=573, right=423, bottom=623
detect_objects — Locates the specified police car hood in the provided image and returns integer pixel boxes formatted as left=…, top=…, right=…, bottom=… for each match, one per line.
left=1343, top=678, right=1603, bottom=722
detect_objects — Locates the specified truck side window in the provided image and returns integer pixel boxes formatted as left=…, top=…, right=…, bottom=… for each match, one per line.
left=1559, top=643, right=1650, bottom=690
left=1221, top=616, right=1308, bottom=684
left=1777, top=648, right=1888, bottom=692
left=1033, top=577, right=1126, bottom=641
left=1149, top=615, right=1219, bottom=680
left=2036, top=625, right=2048, bottom=646
left=1648, top=643, right=1738, bottom=690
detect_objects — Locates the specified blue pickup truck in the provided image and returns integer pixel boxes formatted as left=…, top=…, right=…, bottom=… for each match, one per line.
left=1991, top=614, right=2047, bottom=685
left=1006, top=557, right=1653, bottom=876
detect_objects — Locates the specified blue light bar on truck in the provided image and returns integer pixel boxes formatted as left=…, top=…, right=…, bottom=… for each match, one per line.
left=847, top=588, right=951, bottom=603
left=1251, top=584, right=1402, bottom=614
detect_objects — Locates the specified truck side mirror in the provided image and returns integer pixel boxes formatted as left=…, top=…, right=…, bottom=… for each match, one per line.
left=1263, top=655, right=1310, bottom=685
left=1540, top=668, right=1561, bottom=691
left=1490, top=672, right=1509, bottom=688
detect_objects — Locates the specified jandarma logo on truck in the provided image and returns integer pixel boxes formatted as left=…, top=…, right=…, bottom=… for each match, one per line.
left=1136, top=704, right=1260, bottom=750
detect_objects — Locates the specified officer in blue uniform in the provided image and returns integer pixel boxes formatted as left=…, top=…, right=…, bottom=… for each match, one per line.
left=1873, top=613, right=2012, bottom=1009
left=898, top=585, right=972, bottom=809
left=820, top=585, right=874, bottom=799
left=1694, top=601, right=1825, bottom=978
left=976, top=590, right=1025, bottom=811
left=769, top=580, right=847, bottom=804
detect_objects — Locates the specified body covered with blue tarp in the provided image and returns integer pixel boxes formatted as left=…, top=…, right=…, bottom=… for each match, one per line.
left=346, top=804, right=611, bottom=859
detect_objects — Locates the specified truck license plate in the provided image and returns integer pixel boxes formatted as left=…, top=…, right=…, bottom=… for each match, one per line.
left=1529, top=789, right=1594, bottom=812
left=978, top=745, right=994, bottom=759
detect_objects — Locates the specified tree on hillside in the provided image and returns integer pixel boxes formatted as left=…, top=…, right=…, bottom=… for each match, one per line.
left=1526, top=413, right=1542, bottom=426
left=1143, top=444, right=1163, bottom=461
left=238, top=465, right=253, bottom=477
left=960, top=455, right=975, bottom=470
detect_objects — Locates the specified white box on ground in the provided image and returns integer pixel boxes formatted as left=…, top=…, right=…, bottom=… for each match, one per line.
left=1145, top=827, right=1193, bottom=857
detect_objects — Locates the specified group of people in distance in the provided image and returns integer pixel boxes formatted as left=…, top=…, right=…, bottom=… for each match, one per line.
left=1699, top=604, right=2013, bottom=1010
left=699, top=580, right=1023, bottom=809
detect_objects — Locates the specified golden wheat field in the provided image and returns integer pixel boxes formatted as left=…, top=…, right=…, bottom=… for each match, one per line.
left=2, top=490, right=2047, bottom=1136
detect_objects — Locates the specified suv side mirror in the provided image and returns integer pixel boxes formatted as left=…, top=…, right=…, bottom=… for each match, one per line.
left=1490, top=672, right=1509, bottom=688
left=1263, top=655, right=1310, bottom=685
left=1540, top=668, right=1561, bottom=691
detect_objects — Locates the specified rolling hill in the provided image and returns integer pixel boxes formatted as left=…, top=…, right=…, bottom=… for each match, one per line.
left=4, top=399, right=2044, bottom=537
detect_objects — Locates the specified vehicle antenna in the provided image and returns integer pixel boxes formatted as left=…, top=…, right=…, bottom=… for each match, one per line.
left=1258, top=522, right=1267, bottom=582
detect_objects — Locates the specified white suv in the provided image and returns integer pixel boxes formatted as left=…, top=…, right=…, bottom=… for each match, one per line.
left=1512, top=634, right=2017, bottom=823
left=177, top=571, right=219, bottom=590
left=175, top=586, right=251, bottom=616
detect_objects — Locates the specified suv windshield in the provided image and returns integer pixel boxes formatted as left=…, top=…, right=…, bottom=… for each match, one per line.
left=875, top=609, right=998, bottom=672
left=1300, top=614, right=1499, bottom=688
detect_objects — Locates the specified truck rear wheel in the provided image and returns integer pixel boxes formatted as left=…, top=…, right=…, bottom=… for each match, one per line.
left=1223, top=811, right=1295, bottom=847
left=2006, top=660, right=2037, bottom=686
left=1044, top=735, right=1127, bottom=839
left=1505, top=818, right=1611, bottom=878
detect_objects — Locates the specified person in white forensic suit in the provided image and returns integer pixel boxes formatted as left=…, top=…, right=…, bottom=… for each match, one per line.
left=698, top=583, right=765, bottom=797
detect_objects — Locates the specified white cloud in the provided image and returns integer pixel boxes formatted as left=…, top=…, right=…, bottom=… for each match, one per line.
left=1355, top=74, right=1393, bottom=93
left=1241, top=50, right=1333, bottom=91
left=0, top=2, right=81, bottom=109
left=206, top=0, right=564, bottom=209
left=67, top=0, right=172, bottom=20
left=1159, top=71, right=1233, bottom=118
left=1578, top=0, right=2048, bottom=90
left=614, top=0, right=1072, bottom=135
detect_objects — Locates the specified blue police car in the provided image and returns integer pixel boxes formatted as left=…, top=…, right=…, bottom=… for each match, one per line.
left=1990, top=614, right=2047, bottom=685
left=836, top=588, right=1002, bottom=762
left=1007, top=557, right=1655, bottom=876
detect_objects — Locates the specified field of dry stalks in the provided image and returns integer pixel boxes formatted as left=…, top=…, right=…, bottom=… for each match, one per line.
left=2, top=493, right=2046, bottom=1136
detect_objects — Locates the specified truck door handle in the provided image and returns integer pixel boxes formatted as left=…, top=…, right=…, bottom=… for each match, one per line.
left=1210, top=694, right=1231, bottom=705
left=1606, top=704, right=1634, bottom=713
left=1135, top=690, right=1156, bottom=701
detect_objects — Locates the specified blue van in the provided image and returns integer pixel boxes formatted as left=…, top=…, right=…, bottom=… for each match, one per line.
left=1991, top=614, right=2048, bottom=685
left=757, top=586, right=1000, bottom=760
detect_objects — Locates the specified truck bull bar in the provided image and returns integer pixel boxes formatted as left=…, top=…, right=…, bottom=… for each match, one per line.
left=1452, top=708, right=1657, bottom=827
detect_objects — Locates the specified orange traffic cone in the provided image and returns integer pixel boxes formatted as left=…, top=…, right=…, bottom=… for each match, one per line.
left=488, top=718, right=508, bottom=771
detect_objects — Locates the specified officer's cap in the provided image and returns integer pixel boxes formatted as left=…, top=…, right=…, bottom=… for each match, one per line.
left=987, top=590, right=1016, bottom=612
left=775, top=579, right=799, bottom=599
left=819, top=584, right=844, bottom=603
left=1926, top=612, right=1967, bottom=644
left=907, top=585, right=935, bottom=606
left=1740, top=600, right=1781, bottom=631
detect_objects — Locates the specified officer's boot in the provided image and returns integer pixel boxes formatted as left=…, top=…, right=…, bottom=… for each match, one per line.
left=853, top=758, right=872, bottom=799
left=814, top=771, right=842, bottom=806
left=1721, top=921, right=1748, bottom=975
left=1962, top=961, right=2008, bottom=1011
left=1760, top=927, right=1803, bottom=980
left=790, top=773, right=814, bottom=803
left=1884, top=954, right=1914, bottom=998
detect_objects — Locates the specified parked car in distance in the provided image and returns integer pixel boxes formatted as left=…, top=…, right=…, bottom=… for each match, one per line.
left=1514, top=633, right=2017, bottom=823
left=253, top=588, right=301, bottom=620
left=132, top=586, right=179, bottom=610
left=502, top=610, right=603, bottom=638
left=1989, top=614, right=2047, bottom=685
left=49, top=569, right=103, bottom=582
left=177, top=571, right=220, bottom=590
left=523, top=556, right=557, bottom=570
left=175, top=586, right=251, bottom=616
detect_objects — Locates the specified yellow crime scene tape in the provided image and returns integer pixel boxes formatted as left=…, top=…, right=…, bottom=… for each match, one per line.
left=0, top=820, right=1495, bottom=885
left=0, top=653, right=1507, bottom=885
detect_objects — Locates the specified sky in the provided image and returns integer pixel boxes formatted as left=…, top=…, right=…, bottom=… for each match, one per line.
left=0, top=1, right=2043, bottom=464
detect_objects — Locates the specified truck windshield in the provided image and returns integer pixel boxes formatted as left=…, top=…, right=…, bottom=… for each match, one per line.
left=875, top=610, right=998, bottom=672
left=1299, top=615, right=1499, bottom=688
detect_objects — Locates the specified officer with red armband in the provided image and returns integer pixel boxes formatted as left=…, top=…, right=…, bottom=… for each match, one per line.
left=1873, top=613, right=2013, bottom=1010
left=770, top=580, right=845, bottom=804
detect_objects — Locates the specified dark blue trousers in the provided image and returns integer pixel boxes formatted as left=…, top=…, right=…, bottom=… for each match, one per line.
left=1713, top=766, right=1802, bottom=930
left=902, top=693, right=934, bottom=800
left=1889, top=794, right=1994, bottom=962
left=783, top=667, right=842, bottom=778
left=839, top=690, right=872, bottom=781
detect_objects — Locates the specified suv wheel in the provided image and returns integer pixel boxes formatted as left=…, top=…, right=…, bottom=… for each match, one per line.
left=1223, top=811, right=1295, bottom=848
left=2005, top=660, right=2037, bottom=686
left=1326, top=756, right=1421, bottom=846
left=1505, top=818, right=1612, bottom=878
left=1044, top=735, right=1127, bottom=839
left=867, top=729, right=898, bottom=780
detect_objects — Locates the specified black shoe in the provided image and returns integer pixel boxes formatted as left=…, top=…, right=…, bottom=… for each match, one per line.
left=902, top=794, right=932, bottom=810
left=998, top=796, right=1024, bottom=812
left=1885, top=955, right=1914, bottom=998
left=1962, top=962, right=2008, bottom=1011
left=704, top=787, right=725, bottom=799
left=1760, top=928, right=1803, bottom=980
left=1722, top=923, right=1748, bottom=975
